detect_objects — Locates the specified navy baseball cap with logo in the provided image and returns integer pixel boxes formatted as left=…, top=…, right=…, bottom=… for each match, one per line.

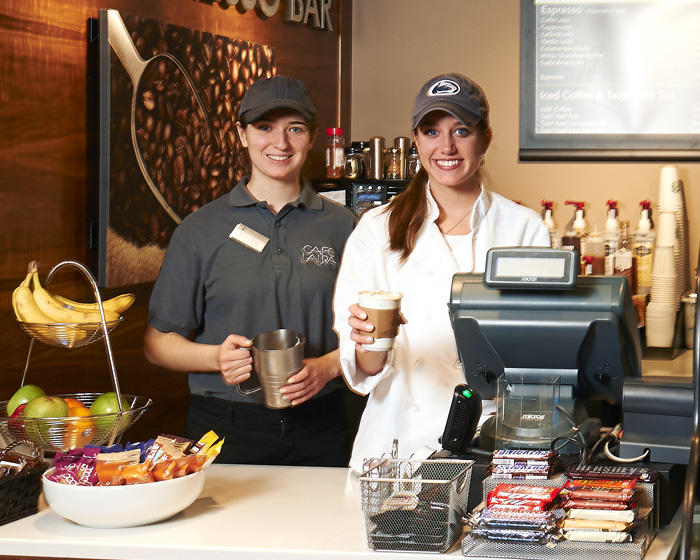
left=412, top=73, right=489, bottom=130
left=238, top=75, right=318, bottom=126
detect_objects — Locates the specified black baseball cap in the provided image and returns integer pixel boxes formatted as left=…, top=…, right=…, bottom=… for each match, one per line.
left=412, top=73, right=489, bottom=130
left=238, top=75, right=317, bottom=126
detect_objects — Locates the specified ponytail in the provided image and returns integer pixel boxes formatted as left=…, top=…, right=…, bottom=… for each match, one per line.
left=385, top=168, right=429, bottom=263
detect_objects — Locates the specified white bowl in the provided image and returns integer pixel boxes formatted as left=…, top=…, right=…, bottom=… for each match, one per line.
left=42, top=467, right=206, bottom=528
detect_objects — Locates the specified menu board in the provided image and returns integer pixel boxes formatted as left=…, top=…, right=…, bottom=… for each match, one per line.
left=520, top=0, right=700, bottom=160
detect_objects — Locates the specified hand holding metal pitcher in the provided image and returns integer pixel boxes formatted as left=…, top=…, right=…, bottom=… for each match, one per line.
left=236, top=329, right=305, bottom=409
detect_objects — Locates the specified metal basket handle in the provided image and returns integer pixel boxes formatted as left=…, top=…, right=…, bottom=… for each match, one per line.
left=19, top=260, right=124, bottom=444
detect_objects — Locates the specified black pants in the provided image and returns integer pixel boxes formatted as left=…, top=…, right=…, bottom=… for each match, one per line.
left=186, top=391, right=350, bottom=467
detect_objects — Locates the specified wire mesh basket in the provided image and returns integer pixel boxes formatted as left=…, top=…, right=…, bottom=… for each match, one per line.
left=359, top=458, right=473, bottom=553
left=462, top=531, right=649, bottom=560
left=16, top=319, right=123, bottom=349
left=0, top=393, right=151, bottom=453
left=0, top=440, right=47, bottom=526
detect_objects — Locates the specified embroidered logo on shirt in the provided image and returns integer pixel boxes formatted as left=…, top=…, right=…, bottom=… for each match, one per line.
left=301, top=245, right=337, bottom=267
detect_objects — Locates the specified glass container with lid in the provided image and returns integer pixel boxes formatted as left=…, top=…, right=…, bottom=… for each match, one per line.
left=344, top=146, right=364, bottom=179
left=386, top=147, right=402, bottom=180
left=407, top=144, right=421, bottom=178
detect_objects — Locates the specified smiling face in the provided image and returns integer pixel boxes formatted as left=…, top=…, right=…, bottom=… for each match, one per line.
left=413, top=111, right=492, bottom=192
left=237, top=109, right=316, bottom=184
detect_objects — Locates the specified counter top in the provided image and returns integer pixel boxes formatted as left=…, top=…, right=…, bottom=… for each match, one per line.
left=642, top=348, right=694, bottom=378
left=0, top=464, right=683, bottom=560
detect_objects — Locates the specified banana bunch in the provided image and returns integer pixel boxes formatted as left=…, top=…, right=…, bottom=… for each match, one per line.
left=12, top=265, right=135, bottom=325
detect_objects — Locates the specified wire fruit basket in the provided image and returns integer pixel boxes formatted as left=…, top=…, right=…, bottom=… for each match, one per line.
left=359, top=457, right=473, bottom=553
left=4, top=260, right=151, bottom=453
left=0, top=393, right=151, bottom=453
left=16, top=319, right=123, bottom=349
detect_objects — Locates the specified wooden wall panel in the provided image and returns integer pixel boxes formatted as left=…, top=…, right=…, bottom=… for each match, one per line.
left=0, top=0, right=352, bottom=444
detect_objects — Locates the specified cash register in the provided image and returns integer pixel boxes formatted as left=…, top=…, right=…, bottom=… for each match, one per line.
left=447, top=247, right=693, bottom=463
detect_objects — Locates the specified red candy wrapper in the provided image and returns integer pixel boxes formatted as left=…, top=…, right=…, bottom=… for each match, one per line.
left=488, top=484, right=561, bottom=503
left=487, top=497, right=549, bottom=512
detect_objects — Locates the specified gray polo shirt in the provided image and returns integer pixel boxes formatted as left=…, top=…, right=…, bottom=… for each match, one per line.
left=148, top=177, right=356, bottom=403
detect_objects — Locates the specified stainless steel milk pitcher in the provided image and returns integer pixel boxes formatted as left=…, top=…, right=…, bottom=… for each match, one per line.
left=236, top=329, right=305, bottom=409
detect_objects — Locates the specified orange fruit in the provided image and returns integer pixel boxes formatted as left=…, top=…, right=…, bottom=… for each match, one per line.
left=64, top=397, right=84, bottom=409
left=63, top=405, right=96, bottom=449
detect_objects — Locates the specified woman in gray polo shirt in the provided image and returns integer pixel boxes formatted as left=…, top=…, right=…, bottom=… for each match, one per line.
left=144, top=76, right=356, bottom=466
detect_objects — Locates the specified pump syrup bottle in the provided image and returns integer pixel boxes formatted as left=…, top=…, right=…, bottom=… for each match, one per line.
left=562, top=200, right=587, bottom=272
left=541, top=200, right=561, bottom=248
left=603, top=199, right=620, bottom=276
left=615, top=220, right=637, bottom=293
left=633, top=200, right=655, bottom=295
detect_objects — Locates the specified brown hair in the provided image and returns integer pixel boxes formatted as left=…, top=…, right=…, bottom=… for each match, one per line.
left=385, top=168, right=429, bottom=263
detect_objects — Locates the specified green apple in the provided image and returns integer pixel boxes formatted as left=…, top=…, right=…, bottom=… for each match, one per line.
left=6, top=384, right=45, bottom=416
left=23, top=395, right=69, bottom=446
left=90, top=392, right=132, bottom=435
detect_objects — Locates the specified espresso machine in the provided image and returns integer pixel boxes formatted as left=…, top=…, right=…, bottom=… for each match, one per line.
left=313, top=135, right=414, bottom=215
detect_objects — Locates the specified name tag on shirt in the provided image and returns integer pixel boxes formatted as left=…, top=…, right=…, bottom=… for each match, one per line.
left=230, top=223, right=269, bottom=253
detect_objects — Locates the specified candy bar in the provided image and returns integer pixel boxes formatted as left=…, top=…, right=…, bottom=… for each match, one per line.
left=563, top=529, right=631, bottom=543
left=491, top=472, right=549, bottom=480
left=381, top=492, right=419, bottom=512
left=489, top=484, right=561, bottom=501
left=173, top=455, right=194, bottom=478
left=566, top=464, right=657, bottom=482
left=478, top=507, right=557, bottom=531
left=143, top=438, right=183, bottom=466
left=190, top=430, right=220, bottom=454
left=563, top=498, right=635, bottom=510
left=492, top=449, right=554, bottom=465
left=96, top=448, right=141, bottom=465
left=472, top=527, right=552, bottom=544
left=46, top=469, right=81, bottom=485
left=120, top=462, right=154, bottom=484
left=568, top=488, right=636, bottom=502
left=96, top=460, right=127, bottom=486
left=491, top=463, right=550, bottom=480
left=487, top=497, right=548, bottom=511
left=560, top=518, right=630, bottom=531
left=152, top=459, right=176, bottom=481
left=564, top=478, right=636, bottom=491
left=72, top=448, right=100, bottom=486
left=0, top=458, right=25, bottom=476
left=125, top=439, right=155, bottom=462
left=157, top=434, right=194, bottom=454
left=567, top=508, right=635, bottom=523
left=199, top=436, right=224, bottom=468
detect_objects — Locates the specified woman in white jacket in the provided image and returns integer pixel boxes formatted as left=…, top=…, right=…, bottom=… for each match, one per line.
left=333, top=73, right=551, bottom=472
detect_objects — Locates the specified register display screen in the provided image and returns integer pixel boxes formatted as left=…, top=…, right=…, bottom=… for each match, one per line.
left=495, top=256, right=566, bottom=278
left=520, top=0, right=700, bottom=160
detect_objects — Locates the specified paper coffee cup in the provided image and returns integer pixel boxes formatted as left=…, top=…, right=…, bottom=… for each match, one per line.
left=358, top=290, right=403, bottom=351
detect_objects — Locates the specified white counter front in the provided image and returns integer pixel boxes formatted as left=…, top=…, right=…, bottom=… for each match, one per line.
left=0, top=464, right=683, bottom=560
left=0, top=464, right=443, bottom=559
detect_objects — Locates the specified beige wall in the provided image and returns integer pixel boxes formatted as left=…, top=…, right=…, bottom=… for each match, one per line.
left=351, top=0, right=699, bottom=283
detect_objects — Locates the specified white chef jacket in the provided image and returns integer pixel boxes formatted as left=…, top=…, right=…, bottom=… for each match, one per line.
left=333, top=184, right=551, bottom=472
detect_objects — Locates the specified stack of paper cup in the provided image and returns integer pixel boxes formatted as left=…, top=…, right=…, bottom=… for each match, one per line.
left=646, top=165, right=688, bottom=348
left=657, top=165, right=689, bottom=293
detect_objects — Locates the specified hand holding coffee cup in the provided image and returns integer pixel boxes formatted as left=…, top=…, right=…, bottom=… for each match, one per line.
left=355, top=290, right=403, bottom=351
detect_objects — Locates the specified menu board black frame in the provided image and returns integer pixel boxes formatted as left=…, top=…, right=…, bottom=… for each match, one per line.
left=519, top=0, right=700, bottom=161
